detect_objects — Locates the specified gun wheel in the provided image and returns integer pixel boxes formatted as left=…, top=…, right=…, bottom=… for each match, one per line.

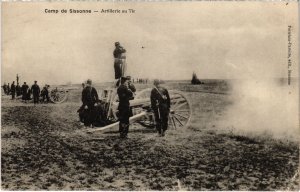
left=135, top=88, right=192, bottom=129
left=168, top=90, right=191, bottom=129
left=49, top=88, right=68, bottom=104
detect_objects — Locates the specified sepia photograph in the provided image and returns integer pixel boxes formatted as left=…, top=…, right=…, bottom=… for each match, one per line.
left=1, top=1, right=299, bottom=190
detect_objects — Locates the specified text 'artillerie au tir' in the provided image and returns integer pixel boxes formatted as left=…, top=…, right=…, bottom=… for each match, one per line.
left=44, top=9, right=136, bottom=14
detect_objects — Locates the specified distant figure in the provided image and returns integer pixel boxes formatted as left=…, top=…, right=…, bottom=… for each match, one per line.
left=31, top=81, right=40, bottom=104
left=21, top=82, right=29, bottom=103
left=16, top=83, right=21, bottom=97
left=150, top=79, right=170, bottom=137
left=41, top=84, right=50, bottom=103
left=2, top=83, right=7, bottom=95
left=7, top=83, right=10, bottom=95
left=77, top=82, right=86, bottom=123
left=81, top=79, right=99, bottom=127
left=117, top=76, right=134, bottom=138
left=11, top=81, right=16, bottom=100
left=113, top=42, right=126, bottom=80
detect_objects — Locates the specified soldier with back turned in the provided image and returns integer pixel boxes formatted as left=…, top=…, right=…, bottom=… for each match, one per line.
left=21, top=82, right=29, bottom=103
left=31, top=81, right=40, bottom=104
left=11, top=81, right=16, bottom=100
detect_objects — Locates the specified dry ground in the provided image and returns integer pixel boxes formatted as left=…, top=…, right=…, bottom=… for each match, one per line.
left=1, top=82, right=299, bottom=190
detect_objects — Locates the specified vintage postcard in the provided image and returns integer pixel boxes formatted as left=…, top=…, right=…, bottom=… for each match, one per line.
left=1, top=1, right=299, bottom=191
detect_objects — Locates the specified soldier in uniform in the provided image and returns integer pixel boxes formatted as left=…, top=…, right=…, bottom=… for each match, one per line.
left=113, top=42, right=126, bottom=80
left=11, top=81, right=16, bottom=100
left=2, top=83, right=7, bottom=95
left=16, top=83, right=21, bottom=97
left=7, top=83, right=10, bottom=95
left=31, top=81, right=40, bottom=104
left=21, top=82, right=29, bottom=102
left=81, top=79, right=99, bottom=127
left=41, top=84, right=50, bottom=103
left=150, top=79, right=170, bottom=137
left=117, top=76, right=134, bottom=138
left=77, top=82, right=86, bottom=124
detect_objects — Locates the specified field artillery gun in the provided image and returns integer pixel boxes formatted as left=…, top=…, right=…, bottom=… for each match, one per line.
left=47, top=84, right=192, bottom=131
left=87, top=87, right=192, bottom=133
left=49, top=86, right=79, bottom=104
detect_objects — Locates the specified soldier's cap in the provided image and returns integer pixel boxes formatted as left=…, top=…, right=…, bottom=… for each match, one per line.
left=34, top=80, right=37, bottom=83
left=126, top=76, right=131, bottom=80
left=86, top=79, right=92, bottom=84
left=153, top=79, right=160, bottom=86
left=115, top=42, right=120, bottom=46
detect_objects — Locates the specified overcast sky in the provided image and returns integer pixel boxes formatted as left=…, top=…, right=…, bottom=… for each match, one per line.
left=2, top=2, right=298, bottom=85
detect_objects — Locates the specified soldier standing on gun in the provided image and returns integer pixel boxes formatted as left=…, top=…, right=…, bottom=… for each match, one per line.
left=150, top=79, right=170, bottom=137
left=113, top=42, right=126, bottom=86
left=81, top=79, right=99, bottom=127
left=117, top=76, right=134, bottom=139
left=31, top=81, right=40, bottom=104
left=11, top=81, right=16, bottom=100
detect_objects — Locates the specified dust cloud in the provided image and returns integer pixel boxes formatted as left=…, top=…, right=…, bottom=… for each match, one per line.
left=221, top=78, right=299, bottom=142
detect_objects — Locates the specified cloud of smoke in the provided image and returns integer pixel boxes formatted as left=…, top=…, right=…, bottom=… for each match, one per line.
left=221, top=78, right=299, bottom=142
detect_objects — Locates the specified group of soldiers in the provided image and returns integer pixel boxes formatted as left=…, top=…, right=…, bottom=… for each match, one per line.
left=131, top=78, right=149, bottom=84
left=79, top=42, right=171, bottom=138
left=2, top=81, right=50, bottom=104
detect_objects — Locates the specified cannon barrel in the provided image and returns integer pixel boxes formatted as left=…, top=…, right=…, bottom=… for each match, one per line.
left=87, top=111, right=148, bottom=133
left=123, top=94, right=185, bottom=107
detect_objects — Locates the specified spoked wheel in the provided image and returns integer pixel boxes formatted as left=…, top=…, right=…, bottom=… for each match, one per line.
left=134, top=88, right=155, bottom=128
left=168, top=90, right=192, bottom=129
left=49, top=88, right=68, bottom=104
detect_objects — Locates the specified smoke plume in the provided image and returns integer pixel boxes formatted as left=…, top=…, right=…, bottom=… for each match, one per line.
left=221, top=78, right=299, bottom=142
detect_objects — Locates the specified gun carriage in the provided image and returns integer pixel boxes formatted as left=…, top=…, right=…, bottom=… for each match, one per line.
left=49, top=86, right=192, bottom=132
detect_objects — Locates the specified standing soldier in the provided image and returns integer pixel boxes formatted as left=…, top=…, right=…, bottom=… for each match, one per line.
left=81, top=79, right=99, bottom=127
left=150, top=79, right=171, bottom=137
left=113, top=42, right=126, bottom=81
left=21, top=82, right=29, bottom=103
left=31, top=81, right=40, bottom=104
left=7, top=83, right=10, bottom=95
left=41, top=84, right=50, bottom=103
left=2, top=83, right=7, bottom=95
left=11, top=81, right=16, bottom=100
left=117, top=76, right=134, bottom=138
left=16, top=83, right=21, bottom=97
left=77, top=82, right=86, bottom=124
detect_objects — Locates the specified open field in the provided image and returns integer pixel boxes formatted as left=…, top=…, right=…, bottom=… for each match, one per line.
left=1, top=80, right=299, bottom=190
